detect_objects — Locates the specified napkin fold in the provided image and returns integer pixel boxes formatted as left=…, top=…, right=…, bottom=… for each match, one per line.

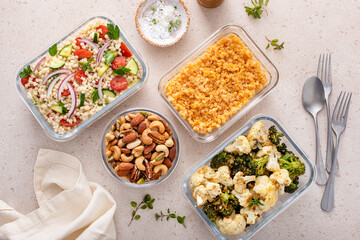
left=0, top=149, right=117, bottom=240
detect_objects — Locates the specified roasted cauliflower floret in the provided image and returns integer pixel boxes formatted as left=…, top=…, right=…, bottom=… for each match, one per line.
left=193, top=185, right=209, bottom=206
left=233, top=172, right=256, bottom=194
left=247, top=121, right=269, bottom=148
left=240, top=206, right=263, bottom=225
left=253, top=175, right=278, bottom=207
left=224, top=135, right=251, bottom=155
left=232, top=189, right=252, bottom=207
left=216, top=213, right=246, bottom=235
left=270, top=169, right=292, bottom=195
left=206, top=182, right=222, bottom=200
left=191, top=166, right=218, bottom=188
left=256, top=145, right=281, bottom=172
left=216, top=166, right=233, bottom=186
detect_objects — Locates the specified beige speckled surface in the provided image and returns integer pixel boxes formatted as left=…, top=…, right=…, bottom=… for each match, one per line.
left=1, top=0, right=360, bottom=239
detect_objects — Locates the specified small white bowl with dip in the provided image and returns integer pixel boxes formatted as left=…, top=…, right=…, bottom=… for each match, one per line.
left=135, top=0, right=190, bottom=47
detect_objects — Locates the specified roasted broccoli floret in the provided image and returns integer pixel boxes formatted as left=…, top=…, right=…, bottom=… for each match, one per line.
left=279, top=153, right=305, bottom=180
left=203, top=204, right=218, bottom=222
left=210, top=151, right=233, bottom=169
left=285, top=176, right=299, bottom=193
left=268, top=125, right=284, bottom=146
left=247, top=156, right=269, bottom=176
left=231, top=154, right=256, bottom=177
left=217, top=193, right=239, bottom=217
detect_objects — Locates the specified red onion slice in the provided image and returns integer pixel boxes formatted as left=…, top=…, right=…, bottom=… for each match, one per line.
left=46, top=75, right=63, bottom=99
left=77, top=38, right=99, bottom=50
left=42, top=69, right=71, bottom=84
left=97, top=75, right=105, bottom=101
left=96, top=40, right=113, bottom=65
left=67, top=82, right=77, bottom=118
left=34, top=56, right=46, bottom=72
left=57, top=72, right=75, bottom=100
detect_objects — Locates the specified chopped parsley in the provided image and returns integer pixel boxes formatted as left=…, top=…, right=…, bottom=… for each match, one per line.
left=112, top=66, right=131, bottom=76
left=20, top=65, right=32, bottom=79
left=106, top=24, right=120, bottom=40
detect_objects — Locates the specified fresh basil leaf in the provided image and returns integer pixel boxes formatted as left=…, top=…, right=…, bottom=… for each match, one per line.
left=49, top=44, right=57, bottom=56
left=112, top=66, right=131, bottom=76
left=104, top=51, right=116, bottom=65
left=20, top=65, right=32, bottom=79
left=91, top=89, right=99, bottom=103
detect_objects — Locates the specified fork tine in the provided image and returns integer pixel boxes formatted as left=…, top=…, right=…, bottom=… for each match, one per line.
left=344, top=93, right=352, bottom=124
left=317, top=54, right=323, bottom=78
left=339, top=92, right=350, bottom=121
left=324, top=54, right=328, bottom=82
left=336, top=92, right=346, bottom=121
left=328, top=54, right=332, bottom=83
left=333, top=91, right=343, bottom=121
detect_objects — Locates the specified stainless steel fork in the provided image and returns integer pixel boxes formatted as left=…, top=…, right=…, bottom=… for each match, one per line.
left=317, top=54, right=334, bottom=173
left=321, top=91, right=352, bottom=212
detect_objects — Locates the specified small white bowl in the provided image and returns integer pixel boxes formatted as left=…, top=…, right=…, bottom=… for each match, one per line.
left=135, top=0, right=190, bottom=47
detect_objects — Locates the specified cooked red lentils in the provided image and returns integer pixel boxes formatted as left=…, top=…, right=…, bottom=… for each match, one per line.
left=165, top=35, right=267, bottom=134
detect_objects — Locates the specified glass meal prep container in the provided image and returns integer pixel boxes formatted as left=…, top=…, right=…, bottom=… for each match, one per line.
left=183, top=116, right=314, bottom=240
left=15, top=16, right=148, bottom=141
left=101, top=108, right=180, bottom=188
left=158, top=25, right=279, bottom=142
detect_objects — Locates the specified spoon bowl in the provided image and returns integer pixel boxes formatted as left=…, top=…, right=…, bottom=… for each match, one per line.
left=302, top=76, right=327, bottom=185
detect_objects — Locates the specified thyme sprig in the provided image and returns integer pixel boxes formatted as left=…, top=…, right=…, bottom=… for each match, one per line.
left=245, top=0, right=269, bottom=19
left=128, top=194, right=155, bottom=227
left=155, top=208, right=186, bottom=228
left=266, top=37, right=285, bottom=50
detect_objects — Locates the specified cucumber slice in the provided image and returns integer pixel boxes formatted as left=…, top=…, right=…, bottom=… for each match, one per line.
left=125, top=58, right=138, bottom=75
left=59, top=44, right=73, bottom=57
left=128, top=77, right=140, bottom=88
left=93, top=33, right=99, bottom=43
left=51, top=105, right=64, bottom=114
left=50, top=58, right=65, bottom=69
left=98, top=65, right=109, bottom=77
left=79, top=93, right=85, bottom=107
left=102, top=89, right=116, bottom=98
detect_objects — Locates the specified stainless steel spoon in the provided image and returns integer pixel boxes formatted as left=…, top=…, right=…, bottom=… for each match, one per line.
left=302, top=76, right=327, bottom=185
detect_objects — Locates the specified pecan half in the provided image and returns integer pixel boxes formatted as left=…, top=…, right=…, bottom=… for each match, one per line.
left=159, top=119, right=172, bottom=136
left=129, top=167, right=141, bottom=183
left=144, top=160, right=153, bottom=180
left=148, top=131, right=165, bottom=144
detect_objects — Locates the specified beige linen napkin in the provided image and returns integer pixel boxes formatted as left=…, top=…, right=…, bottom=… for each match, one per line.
left=0, top=149, right=117, bottom=240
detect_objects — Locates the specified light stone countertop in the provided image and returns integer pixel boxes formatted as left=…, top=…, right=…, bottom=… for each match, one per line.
left=1, top=0, right=360, bottom=239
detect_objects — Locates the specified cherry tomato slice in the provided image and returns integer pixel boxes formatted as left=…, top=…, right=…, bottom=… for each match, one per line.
left=111, top=57, right=126, bottom=70
left=61, top=82, right=73, bottom=96
left=110, top=77, right=127, bottom=91
left=120, top=42, right=132, bottom=57
left=21, top=76, right=35, bottom=88
left=97, top=25, right=108, bottom=39
left=60, top=116, right=79, bottom=127
left=75, top=70, right=87, bottom=82
left=74, top=49, right=93, bottom=60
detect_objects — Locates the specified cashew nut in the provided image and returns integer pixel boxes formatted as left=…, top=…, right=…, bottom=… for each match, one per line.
left=149, top=121, right=165, bottom=133
left=155, top=145, right=169, bottom=157
left=110, top=146, right=121, bottom=160
left=141, top=128, right=153, bottom=145
left=165, top=138, right=174, bottom=148
left=135, top=156, right=146, bottom=171
left=132, top=145, right=144, bottom=158
left=105, top=133, right=115, bottom=145
left=120, top=116, right=126, bottom=124
left=163, top=132, right=169, bottom=140
left=153, top=164, right=168, bottom=176
left=117, top=139, right=126, bottom=148
left=148, top=115, right=159, bottom=121
left=125, top=115, right=131, bottom=122
left=128, top=113, right=137, bottom=119
left=106, top=151, right=112, bottom=157
left=121, top=153, right=134, bottom=163
left=126, top=139, right=142, bottom=149
left=120, top=123, right=132, bottom=131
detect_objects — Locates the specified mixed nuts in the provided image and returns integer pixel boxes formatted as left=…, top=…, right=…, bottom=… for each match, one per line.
left=105, top=111, right=177, bottom=184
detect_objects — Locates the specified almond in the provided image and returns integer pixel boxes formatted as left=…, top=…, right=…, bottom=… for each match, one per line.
left=130, top=113, right=145, bottom=126
left=117, top=170, right=131, bottom=177
left=164, top=158, right=172, bottom=168
left=144, top=142, right=156, bottom=155
left=138, top=122, right=147, bottom=134
left=117, top=162, right=134, bottom=171
left=169, top=146, right=176, bottom=161
left=121, top=148, right=131, bottom=154
left=122, top=132, right=137, bottom=143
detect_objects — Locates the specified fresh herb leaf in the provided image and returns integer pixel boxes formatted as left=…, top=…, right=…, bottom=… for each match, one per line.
left=91, top=88, right=99, bottom=103
left=168, top=21, right=174, bottom=32
left=155, top=210, right=186, bottom=228
left=79, top=56, right=94, bottom=72
left=144, top=194, right=151, bottom=202
left=58, top=101, right=69, bottom=113
left=93, top=32, right=99, bottom=43
left=248, top=197, right=264, bottom=207
left=134, top=215, right=141, bottom=220
left=175, top=19, right=181, bottom=25
left=141, top=205, right=147, bottom=209
left=49, top=44, right=57, bottom=56
left=104, top=51, right=116, bottom=65
left=128, top=194, right=156, bottom=227
left=244, top=0, right=269, bottom=19
left=151, top=6, right=157, bottom=11
left=152, top=19, right=157, bottom=24
left=20, top=65, right=32, bottom=79
left=131, top=201, right=137, bottom=208
left=112, top=66, right=131, bottom=76
left=106, top=24, right=120, bottom=40
left=79, top=93, right=85, bottom=107
left=265, top=36, right=285, bottom=50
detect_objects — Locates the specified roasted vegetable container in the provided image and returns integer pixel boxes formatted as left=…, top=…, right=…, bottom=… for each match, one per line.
left=183, top=116, right=314, bottom=240
left=158, top=25, right=279, bottom=142
left=15, top=16, right=148, bottom=141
